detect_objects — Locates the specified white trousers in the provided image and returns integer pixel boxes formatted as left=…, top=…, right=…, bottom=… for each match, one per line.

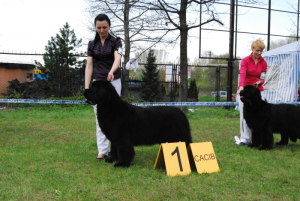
left=237, top=91, right=266, bottom=144
left=93, top=79, right=122, bottom=155
left=237, top=94, right=252, bottom=144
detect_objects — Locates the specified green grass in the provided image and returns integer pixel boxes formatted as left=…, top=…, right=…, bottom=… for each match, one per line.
left=198, top=96, right=232, bottom=102
left=0, top=105, right=299, bottom=201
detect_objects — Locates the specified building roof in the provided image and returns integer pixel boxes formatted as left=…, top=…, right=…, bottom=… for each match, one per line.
left=0, top=62, right=35, bottom=70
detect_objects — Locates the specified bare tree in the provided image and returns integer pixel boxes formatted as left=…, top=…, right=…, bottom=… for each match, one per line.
left=147, top=0, right=223, bottom=101
left=88, top=0, right=171, bottom=98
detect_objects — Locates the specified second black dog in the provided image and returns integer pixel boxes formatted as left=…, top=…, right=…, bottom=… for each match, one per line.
left=240, top=85, right=300, bottom=149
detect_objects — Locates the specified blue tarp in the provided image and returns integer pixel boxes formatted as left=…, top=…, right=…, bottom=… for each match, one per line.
left=34, top=73, right=47, bottom=80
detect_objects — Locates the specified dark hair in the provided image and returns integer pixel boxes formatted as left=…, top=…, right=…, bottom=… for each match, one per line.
left=94, top=14, right=111, bottom=26
left=93, top=14, right=111, bottom=43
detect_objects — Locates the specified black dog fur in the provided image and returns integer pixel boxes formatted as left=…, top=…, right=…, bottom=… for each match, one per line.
left=240, top=85, right=300, bottom=149
left=84, top=80, right=192, bottom=167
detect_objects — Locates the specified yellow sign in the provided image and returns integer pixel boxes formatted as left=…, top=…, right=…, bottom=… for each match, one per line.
left=153, top=142, right=191, bottom=177
left=189, top=142, right=220, bottom=174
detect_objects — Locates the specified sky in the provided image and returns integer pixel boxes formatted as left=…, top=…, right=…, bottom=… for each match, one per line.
left=0, top=0, right=92, bottom=64
left=198, top=0, right=298, bottom=59
left=0, top=0, right=91, bottom=51
left=0, top=0, right=299, bottom=64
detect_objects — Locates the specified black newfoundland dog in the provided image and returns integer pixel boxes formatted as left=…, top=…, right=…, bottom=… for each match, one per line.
left=240, top=85, right=300, bottom=149
left=84, top=80, right=192, bottom=167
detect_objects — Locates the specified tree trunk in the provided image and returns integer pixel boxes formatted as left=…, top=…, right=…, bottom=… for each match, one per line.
left=121, top=0, right=130, bottom=99
left=179, top=0, right=188, bottom=102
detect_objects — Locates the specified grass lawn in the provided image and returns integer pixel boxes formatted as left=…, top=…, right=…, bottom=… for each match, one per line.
left=0, top=105, right=299, bottom=201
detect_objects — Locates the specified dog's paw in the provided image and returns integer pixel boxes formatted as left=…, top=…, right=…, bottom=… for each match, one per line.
left=105, top=156, right=115, bottom=163
left=114, top=162, right=131, bottom=168
left=248, top=143, right=261, bottom=149
left=247, top=143, right=254, bottom=148
left=276, top=141, right=287, bottom=146
left=259, top=145, right=273, bottom=150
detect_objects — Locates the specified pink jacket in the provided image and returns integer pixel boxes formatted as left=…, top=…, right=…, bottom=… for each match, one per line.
left=239, top=53, right=267, bottom=91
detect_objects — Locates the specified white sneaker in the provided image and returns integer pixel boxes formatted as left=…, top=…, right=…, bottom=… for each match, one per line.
left=234, top=136, right=249, bottom=146
left=234, top=136, right=241, bottom=145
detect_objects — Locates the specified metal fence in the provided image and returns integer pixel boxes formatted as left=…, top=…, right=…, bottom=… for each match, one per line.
left=1, top=0, right=299, bottom=103
left=199, top=0, right=300, bottom=100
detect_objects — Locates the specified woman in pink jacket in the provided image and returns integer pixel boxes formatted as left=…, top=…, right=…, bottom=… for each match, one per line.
left=234, top=39, right=268, bottom=145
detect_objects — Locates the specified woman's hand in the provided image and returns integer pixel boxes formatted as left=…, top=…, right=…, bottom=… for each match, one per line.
left=237, top=86, right=244, bottom=95
left=254, top=80, right=261, bottom=86
left=107, top=71, right=114, bottom=82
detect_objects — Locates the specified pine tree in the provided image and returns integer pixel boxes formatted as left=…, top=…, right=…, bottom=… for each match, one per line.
left=141, top=50, right=163, bottom=102
left=43, top=23, right=82, bottom=97
left=187, top=79, right=198, bottom=102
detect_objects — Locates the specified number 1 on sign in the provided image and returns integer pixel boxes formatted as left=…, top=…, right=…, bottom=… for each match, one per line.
left=171, top=146, right=183, bottom=172
left=153, top=142, right=191, bottom=176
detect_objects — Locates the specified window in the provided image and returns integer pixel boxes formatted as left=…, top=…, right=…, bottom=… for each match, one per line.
left=26, top=73, right=33, bottom=81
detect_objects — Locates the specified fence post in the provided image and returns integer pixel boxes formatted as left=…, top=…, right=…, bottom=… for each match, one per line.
left=227, top=0, right=235, bottom=102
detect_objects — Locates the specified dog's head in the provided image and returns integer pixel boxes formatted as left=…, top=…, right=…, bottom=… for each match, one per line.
left=240, top=85, right=263, bottom=106
left=84, top=80, right=119, bottom=105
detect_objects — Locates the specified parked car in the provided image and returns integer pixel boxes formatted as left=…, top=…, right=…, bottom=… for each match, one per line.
left=211, top=91, right=227, bottom=98
left=211, top=91, right=236, bottom=101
